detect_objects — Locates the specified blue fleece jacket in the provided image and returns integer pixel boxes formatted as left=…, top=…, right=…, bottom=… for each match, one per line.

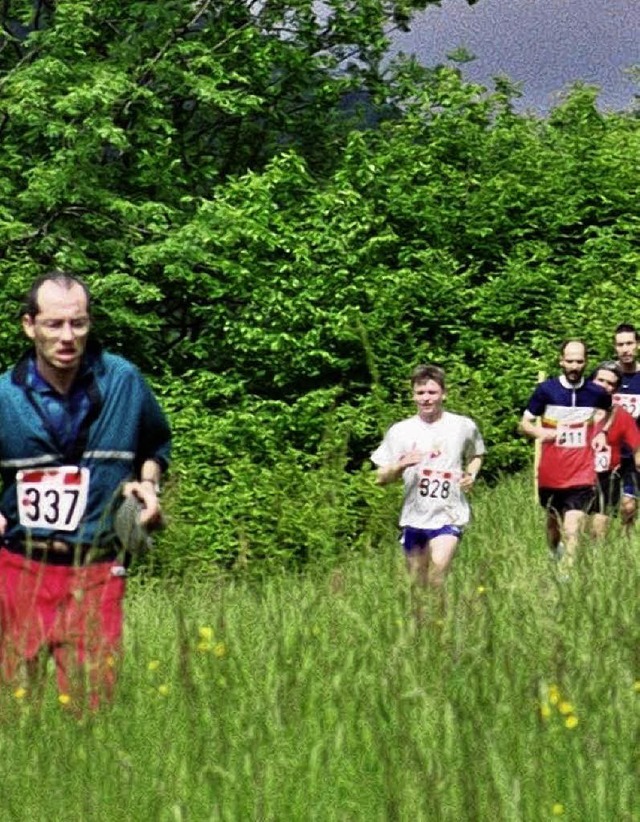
left=0, top=349, right=171, bottom=552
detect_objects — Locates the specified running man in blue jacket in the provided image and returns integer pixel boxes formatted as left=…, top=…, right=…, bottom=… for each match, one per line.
left=0, top=272, right=171, bottom=709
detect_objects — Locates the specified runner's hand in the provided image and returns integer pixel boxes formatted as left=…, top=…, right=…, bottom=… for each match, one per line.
left=122, top=481, right=163, bottom=528
left=398, top=448, right=424, bottom=469
left=591, top=431, right=608, bottom=452
left=460, top=472, right=476, bottom=492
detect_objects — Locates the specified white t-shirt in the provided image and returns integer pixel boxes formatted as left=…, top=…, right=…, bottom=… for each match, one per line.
left=371, top=412, right=485, bottom=529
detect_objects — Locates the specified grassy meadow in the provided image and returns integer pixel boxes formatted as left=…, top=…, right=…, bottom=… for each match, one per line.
left=0, top=472, right=637, bottom=822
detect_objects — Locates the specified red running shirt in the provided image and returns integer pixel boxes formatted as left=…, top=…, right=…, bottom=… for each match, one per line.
left=593, top=407, right=640, bottom=473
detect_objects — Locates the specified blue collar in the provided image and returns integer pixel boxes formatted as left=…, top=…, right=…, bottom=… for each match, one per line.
left=25, top=355, right=94, bottom=396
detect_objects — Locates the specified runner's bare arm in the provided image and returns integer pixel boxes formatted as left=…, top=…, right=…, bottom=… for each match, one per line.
left=519, top=412, right=556, bottom=442
left=592, top=406, right=617, bottom=452
left=460, top=455, right=483, bottom=491
left=376, top=448, right=423, bottom=485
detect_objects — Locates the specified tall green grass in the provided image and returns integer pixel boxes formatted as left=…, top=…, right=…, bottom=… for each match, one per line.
left=0, top=473, right=637, bottom=821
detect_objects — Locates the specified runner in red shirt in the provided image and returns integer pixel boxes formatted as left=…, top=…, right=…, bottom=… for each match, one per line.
left=589, top=361, right=640, bottom=538
left=612, top=323, right=640, bottom=529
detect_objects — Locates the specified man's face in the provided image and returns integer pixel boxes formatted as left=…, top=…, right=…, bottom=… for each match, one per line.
left=614, top=332, right=638, bottom=367
left=413, top=379, right=445, bottom=421
left=592, top=369, right=619, bottom=396
left=559, top=342, right=586, bottom=384
left=22, top=281, right=91, bottom=378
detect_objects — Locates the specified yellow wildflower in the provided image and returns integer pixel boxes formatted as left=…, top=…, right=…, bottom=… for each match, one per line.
left=633, top=681, right=640, bottom=693
left=213, top=642, right=227, bottom=658
left=13, top=687, right=27, bottom=700
left=147, top=659, right=160, bottom=671
left=158, top=684, right=170, bottom=696
left=564, top=715, right=579, bottom=729
left=476, top=585, right=486, bottom=594
left=548, top=684, right=560, bottom=705
left=551, top=802, right=564, bottom=816
left=58, top=693, right=71, bottom=706
left=197, top=641, right=212, bottom=653
left=558, top=701, right=574, bottom=715
left=539, top=703, right=551, bottom=719
left=198, top=626, right=214, bottom=642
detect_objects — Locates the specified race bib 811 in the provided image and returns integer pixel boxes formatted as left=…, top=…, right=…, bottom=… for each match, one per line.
left=556, top=424, right=587, bottom=448
left=17, top=467, right=90, bottom=532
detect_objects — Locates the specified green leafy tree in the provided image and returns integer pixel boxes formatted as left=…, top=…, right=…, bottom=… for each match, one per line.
left=0, top=0, right=463, bottom=363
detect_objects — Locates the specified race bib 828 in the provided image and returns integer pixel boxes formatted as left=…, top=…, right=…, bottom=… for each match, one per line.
left=418, top=469, right=460, bottom=501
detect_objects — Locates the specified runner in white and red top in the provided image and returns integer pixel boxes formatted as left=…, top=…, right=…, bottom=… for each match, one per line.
left=520, top=340, right=610, bottom=565
left=589, top=361, right=640, bottom=538
left=613, top=323, right=640, bottom=529
left=371, top=364, right=485, bottom=588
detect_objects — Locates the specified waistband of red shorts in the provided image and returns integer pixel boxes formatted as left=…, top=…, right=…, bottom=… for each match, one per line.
left=4, top=539, right=121, bottom=566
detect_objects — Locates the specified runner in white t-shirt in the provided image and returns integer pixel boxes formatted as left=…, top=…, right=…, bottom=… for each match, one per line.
left=371, top=364, right=485, bottom=587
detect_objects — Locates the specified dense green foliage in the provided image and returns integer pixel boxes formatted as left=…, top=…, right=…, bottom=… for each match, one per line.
left=1, top=476, right=638, bottom=819
left=0, top=1, right=638, bottom=568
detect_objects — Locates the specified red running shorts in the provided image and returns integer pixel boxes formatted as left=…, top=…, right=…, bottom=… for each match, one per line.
left=0, top=547, right=125, bottom=704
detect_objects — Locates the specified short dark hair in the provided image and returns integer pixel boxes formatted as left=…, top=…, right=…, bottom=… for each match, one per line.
left=590, top=360, right=622, bottom=387
left=23, top=272, right=92, bottom=318
left=614, top=323, right=638, bottom=340
left=560, top=339, right=586, bottom=356
left=411, top=364, right=446, bottom=390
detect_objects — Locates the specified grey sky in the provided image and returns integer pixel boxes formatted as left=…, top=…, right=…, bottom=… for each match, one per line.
left=389, top=0, right=639, bottom=112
